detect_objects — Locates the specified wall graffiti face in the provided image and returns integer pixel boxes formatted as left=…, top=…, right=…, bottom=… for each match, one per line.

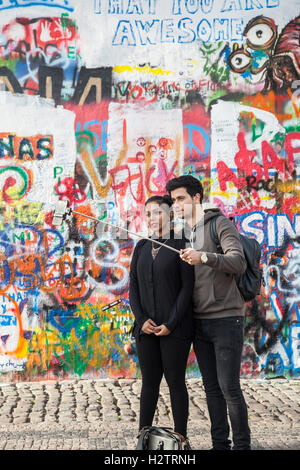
left=228, top=15, right=300, bottom=92
left=0, top=0, right=298, bottom=381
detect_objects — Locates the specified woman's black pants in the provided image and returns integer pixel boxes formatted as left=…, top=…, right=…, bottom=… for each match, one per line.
left=135, top=333, right=191, bottom=438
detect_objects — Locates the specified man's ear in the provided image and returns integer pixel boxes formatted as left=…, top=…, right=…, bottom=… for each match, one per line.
left=193, top=193, right=201, bottom=204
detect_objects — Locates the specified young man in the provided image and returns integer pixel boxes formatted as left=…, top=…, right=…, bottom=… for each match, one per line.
left=166, top=175, right=251, bottom=451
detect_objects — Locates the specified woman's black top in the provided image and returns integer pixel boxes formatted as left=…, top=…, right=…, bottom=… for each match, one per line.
left=129, top=233, right=194, bottom=339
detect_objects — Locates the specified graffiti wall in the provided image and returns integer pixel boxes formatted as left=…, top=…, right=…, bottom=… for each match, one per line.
left=0, top=0, right=299, bottom=381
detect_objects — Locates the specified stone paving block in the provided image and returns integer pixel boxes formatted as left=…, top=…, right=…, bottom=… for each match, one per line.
left=0, top=378, right=299, bottom=450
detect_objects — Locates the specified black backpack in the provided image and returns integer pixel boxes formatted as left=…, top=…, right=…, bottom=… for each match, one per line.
left=210, top=215, right=262, bottom=302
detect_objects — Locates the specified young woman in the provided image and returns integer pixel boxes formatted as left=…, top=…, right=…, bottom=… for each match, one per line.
left=129, top=195, right=194, bottom=447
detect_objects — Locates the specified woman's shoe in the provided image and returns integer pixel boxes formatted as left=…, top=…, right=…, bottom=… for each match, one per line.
left=183, top=437, right=192, bottom=450
left=173, top=432, right=192, bottom=450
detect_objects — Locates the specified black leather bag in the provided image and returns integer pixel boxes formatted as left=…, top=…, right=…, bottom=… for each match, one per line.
left=210, top=215, right=262, bottom=302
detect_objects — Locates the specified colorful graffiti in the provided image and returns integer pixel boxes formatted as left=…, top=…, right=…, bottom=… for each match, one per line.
left=0, top=0, right=299, bottom=381
left=228, top=15, right=300, bottom=91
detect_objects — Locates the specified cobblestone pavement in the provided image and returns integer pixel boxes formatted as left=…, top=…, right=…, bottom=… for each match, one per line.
left=0, top=378, right=299, bottom=450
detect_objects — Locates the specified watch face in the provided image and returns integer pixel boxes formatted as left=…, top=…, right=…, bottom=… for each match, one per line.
left=201, top=253, right=208, bottom=263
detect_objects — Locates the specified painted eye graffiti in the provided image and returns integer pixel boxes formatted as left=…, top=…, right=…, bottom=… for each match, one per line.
left=244, top=17, right=277, bottom=50
left=228, top=49, right=253, bottom=74
left=226, top=15, right=299, bottom=90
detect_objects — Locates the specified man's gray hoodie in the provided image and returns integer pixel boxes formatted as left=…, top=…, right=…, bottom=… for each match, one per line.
left=188, top=208, right=247, bottom=319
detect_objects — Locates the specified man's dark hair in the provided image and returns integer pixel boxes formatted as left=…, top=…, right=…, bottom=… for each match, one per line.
left=166, top=175, right=203, bottom=203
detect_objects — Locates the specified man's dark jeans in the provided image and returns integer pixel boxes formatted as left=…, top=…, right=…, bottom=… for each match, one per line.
left=193, top=316, right=251, bottom=450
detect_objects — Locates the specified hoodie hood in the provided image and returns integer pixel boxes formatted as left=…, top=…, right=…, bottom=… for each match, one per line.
left=185, top=208, right=225, bottom=246
left=203, top=208, right=225, bottom=224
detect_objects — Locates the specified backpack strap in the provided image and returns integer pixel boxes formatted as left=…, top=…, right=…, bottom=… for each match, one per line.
left=209, top=215, right=236, bottom=254
left=209, top=215, right=222, bottom=253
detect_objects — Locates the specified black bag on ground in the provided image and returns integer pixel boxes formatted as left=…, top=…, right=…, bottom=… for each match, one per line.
left=210, top=215, right=262, bottom=302
left=136, top=426, right=190, bottom=450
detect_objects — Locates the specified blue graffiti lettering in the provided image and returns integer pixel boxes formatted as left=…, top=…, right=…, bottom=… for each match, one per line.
left=0, top=0, right=74, bottom=12
left=178, top=17, right=196, bottom=43
left=221, top=0, right=243, bottom=11
left=172, top=0, right=215, bottom=14
left=0, top=359, right=26, bottom=369
left=135, top=20, right=160, bottom=45
left=94, top=0, right=101, bottom=13
left=0, top=225, right=64, bottom=258
left=0, top=315, right=17, bottom=327
left=108, top=0, right=124, bottom=14
left=161, top=19, right=176, bottom=43
left=112, top=17, right=244, bottom=46
left=221, top=0, right=280, bottom=10
left=113, top=20, right=137, bottom=46
left=126, top=0, right=143, bottom=14
left=237, top=212, right=300, bottom=249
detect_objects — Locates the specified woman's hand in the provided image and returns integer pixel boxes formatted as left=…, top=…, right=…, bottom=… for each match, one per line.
left=141, top=319, right=158, bottom=334
left=154, top=325, right=171, bottom=336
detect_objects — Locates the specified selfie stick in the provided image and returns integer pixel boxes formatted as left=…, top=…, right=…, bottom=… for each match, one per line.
left=52, top=201, right=181, bottom=254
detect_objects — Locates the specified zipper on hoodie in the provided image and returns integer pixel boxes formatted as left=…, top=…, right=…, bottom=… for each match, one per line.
left=189, top=225, right=197, bottom=249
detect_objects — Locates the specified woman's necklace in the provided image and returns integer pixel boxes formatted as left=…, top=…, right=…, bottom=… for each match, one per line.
left=151, top=238, right=168, bottom=260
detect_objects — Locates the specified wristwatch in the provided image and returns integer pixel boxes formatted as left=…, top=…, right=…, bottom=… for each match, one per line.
left=200, top=252, right=208, bottom=263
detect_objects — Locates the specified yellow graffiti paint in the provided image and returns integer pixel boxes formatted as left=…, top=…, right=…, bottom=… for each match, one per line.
left=27, top=327, right=62, bottom=371
left=77, top=133, right=128, bottom=199
left=113, top=65, right=174, bottom=76
left=211, top=191, right=273, bottom=201
left=210, top=191, right=239, bottom=199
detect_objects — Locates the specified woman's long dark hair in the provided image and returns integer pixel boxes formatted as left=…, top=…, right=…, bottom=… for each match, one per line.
left=145, top=195, right=173, bottom=208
